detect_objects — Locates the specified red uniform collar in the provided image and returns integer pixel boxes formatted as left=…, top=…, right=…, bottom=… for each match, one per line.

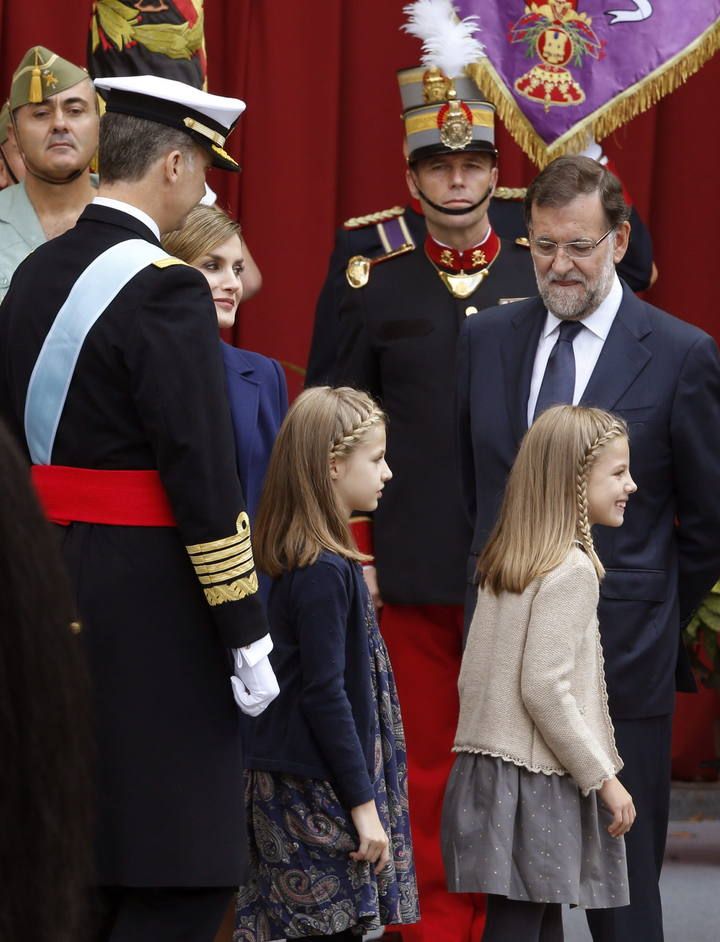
left=425, top=228, right=500, bottom=273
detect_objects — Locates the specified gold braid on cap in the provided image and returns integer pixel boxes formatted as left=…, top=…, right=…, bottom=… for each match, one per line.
left=330, top=409, right=384, bottom=460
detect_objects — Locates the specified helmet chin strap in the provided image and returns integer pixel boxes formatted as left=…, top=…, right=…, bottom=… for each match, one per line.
left=413, top=181, right=494, bottom=216
left=23, top=163, right=86, bottom=185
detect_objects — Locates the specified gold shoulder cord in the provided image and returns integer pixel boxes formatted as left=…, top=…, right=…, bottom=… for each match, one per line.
left=494, top=186, right=527, bottom=200
left=343, top=205, right=405, bottom=229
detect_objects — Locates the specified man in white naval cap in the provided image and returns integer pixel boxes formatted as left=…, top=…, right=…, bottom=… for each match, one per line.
left=0, top=75, right=278, bottom=942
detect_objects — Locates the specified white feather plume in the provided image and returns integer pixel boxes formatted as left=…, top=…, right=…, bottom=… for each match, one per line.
left=402, top=0, right=485, bottom=78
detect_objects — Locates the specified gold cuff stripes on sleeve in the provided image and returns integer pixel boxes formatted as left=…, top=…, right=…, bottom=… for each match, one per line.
left=186, top=512, right=259, bottom=606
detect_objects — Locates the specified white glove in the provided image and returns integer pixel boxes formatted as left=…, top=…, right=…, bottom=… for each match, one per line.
left=230, top=634, right=279, bottom=717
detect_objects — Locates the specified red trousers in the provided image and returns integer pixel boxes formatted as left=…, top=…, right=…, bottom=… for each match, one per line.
left=381, top=603, right=486, bottom=942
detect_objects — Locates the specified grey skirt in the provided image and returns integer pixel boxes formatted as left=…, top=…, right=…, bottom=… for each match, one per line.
left=441, top=752, right=629, bottom=909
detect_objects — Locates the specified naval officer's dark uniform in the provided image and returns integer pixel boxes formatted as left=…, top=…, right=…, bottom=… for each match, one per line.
left=0, top=203, right=267, bottom=936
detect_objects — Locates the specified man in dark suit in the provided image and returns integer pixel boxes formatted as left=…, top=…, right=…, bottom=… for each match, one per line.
left=0, top=75, right=278, bottom=941
left=457, top=155, right=720, bottom=941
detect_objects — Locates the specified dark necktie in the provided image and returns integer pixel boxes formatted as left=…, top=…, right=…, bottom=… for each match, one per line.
left=533, top=320, right=584, bottom=422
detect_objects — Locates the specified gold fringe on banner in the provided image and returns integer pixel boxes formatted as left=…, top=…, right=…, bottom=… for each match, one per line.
left=467, top=18, right=720, bottom=168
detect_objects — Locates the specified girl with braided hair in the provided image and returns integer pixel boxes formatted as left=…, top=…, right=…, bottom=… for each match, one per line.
left=442, top=404, right=637, bottom=942
left=235, top=386, right=419, bottom=941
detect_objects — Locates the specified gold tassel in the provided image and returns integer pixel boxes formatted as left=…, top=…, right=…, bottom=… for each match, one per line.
left=468, top=19, right=720, bottom=168
left=29, top=66, right=43, bottom=103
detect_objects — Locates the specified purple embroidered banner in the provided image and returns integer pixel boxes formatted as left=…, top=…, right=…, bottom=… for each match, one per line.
left=458, top=1, right=720, bottom=164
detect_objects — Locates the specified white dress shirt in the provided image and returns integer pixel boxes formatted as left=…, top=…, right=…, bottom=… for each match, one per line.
left=527, top=274, right=623, bottom=426
left=92, top=196, right=161, bottom=241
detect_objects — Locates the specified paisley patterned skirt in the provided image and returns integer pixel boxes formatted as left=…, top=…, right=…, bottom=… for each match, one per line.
left=234, top=602, right=419, bottom=940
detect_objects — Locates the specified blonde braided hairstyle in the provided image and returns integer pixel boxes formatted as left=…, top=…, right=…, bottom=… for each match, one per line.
left=575, top=420, right=629, bottom=576
left=330, top=407, right=385, bottom=460
left=477, top=404, right=628, bottom=593
left=254, top=387, right=386, bottom=576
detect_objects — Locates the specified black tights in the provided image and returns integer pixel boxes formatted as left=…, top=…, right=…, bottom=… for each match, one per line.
left=484, top=894, right=564, bottom=942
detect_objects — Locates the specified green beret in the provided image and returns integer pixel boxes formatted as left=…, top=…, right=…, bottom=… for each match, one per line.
left=10, top=46, right=88, bottom=111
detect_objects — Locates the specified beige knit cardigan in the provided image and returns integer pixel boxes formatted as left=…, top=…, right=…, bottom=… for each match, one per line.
left=454, top=546, right=622, bottom=795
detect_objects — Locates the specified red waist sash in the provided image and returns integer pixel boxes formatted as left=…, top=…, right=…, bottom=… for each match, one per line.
left=31, top=465, right=176, bottom=527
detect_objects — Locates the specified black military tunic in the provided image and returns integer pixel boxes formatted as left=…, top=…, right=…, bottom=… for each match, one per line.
left=0, top=204, right=267, bottom=886
left=330, top=238, right=539, bottom=607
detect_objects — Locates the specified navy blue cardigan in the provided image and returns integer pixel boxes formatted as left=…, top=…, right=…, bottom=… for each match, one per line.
left=245, top=551, right=376, bottom=808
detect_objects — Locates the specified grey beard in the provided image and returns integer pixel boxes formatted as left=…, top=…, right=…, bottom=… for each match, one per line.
left=534, top=244, right=616, bottom=321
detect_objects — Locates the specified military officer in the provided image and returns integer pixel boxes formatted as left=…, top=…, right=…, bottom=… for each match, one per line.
left=0, top=46, right=100, bottom=300
left=0, top=75, right=277, bottom=942
left=323, top=56, right=539, bottom=941
left=307, top=142, right=654, bottom=387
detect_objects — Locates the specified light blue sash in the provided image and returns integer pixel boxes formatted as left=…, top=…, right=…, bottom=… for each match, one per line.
left=24, top=239, right=170, bottom=465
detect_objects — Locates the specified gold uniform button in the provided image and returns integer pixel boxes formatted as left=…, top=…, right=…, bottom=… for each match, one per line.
left=465, top=305, right=478, bottom=317
left=70, top=620, right=83, bottom=635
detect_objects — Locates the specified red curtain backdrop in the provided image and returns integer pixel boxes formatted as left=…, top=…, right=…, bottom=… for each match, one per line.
left=1, top=1, right=718, bottom=774
left=2, top=1, right=718, bottom=386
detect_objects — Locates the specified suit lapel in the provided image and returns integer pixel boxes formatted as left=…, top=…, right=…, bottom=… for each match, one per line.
left=580, top=287, right=652, bottom=410
left=502, top=298, right=546, bottom=442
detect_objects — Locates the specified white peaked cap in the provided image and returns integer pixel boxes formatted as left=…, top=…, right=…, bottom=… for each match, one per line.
left=94, top=74, right=246, bottom=171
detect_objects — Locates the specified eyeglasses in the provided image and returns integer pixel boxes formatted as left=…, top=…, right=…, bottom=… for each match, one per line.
left=530, top=228, right=614, bottom=259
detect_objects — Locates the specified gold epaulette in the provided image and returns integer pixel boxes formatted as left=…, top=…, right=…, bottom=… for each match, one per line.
left=494, top=186, right=527, bottom=200
left=185, top=512, right=259, bottom=606
left=343, top=205, right=405, bottom=229
left=152, top=257, right=190, bottom=269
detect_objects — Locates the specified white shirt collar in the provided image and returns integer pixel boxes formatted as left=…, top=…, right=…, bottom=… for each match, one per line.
left=431, top=225, right=493, bottom=250
left=542, top=273, right=623, bottom=340
left=92, top=196, right=161, bottom=241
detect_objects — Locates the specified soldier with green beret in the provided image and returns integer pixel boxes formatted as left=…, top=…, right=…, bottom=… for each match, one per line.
left=0, top=46, right=99, bottom=300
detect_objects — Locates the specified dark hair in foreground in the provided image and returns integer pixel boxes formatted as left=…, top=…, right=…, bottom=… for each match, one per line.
left=0, top=422, right=93, bottom=942
left=524, top=154, right=630, bottom=231
left=254, top=386, right=386, bottom=577
left=98, top=111, right=197, bottom=184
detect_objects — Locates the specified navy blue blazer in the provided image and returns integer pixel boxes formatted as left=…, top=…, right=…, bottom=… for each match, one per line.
left=457, top=282, right=720, bottom=719
left=221, top=341, right=287, bottom=523
left=245, top=552, right=376, bottom=810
